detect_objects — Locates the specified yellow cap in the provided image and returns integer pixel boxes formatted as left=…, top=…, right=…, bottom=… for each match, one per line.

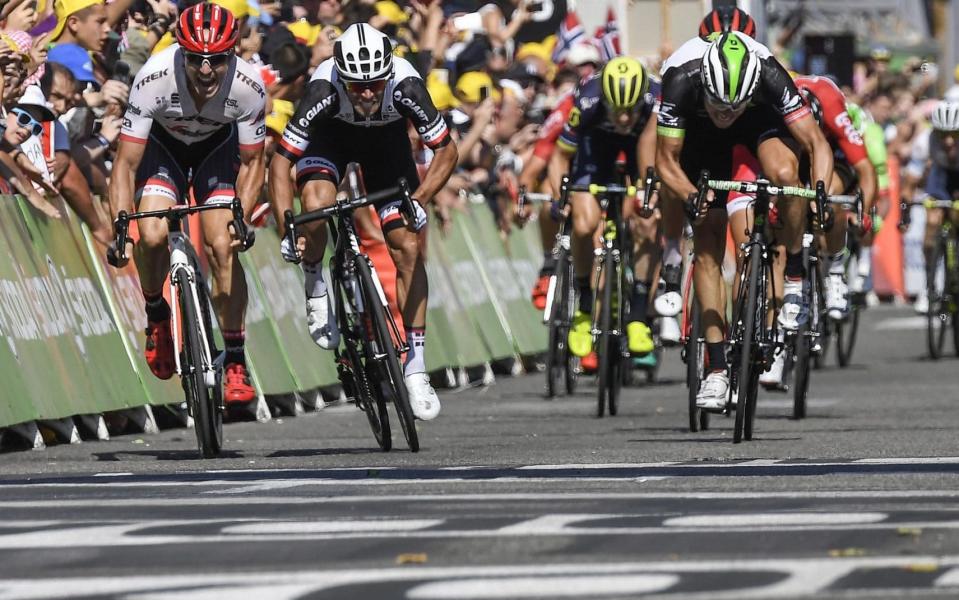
left=516, top=40, right=552, bottom=64
left=51, top=0, right=103, bottom=41
left=454, top=70, right=500, bottom=104
left=266, top=98, right=294, bottom=135
left=427, top=71, right=458, bottom=111
left=211, top=0, right=259, bottom=19
left=287, top=19, right=321, bottom=46
left=375, top=0, right=408, bottom=24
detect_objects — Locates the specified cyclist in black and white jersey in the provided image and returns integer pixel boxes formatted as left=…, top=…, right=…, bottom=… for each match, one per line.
left=269, top=23, right=458, bottom=421
left=108, top=2, right=266, bottom=406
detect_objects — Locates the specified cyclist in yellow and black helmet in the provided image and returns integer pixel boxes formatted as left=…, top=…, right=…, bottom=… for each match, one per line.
left=550, top=55, right=675, bottom=373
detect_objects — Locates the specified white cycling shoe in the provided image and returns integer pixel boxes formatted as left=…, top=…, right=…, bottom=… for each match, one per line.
left=405, top=372, right=441, bottom=420
left=654, top=292, right=682, bottom=318
left=696, top=371, right=729, bottom=412
left=759, top=348, right=786, bottom=389
left=659, top=316, right=681, bottom=345
left=914, top=291, right=929, bottom=315
left=306, top=295, right=340, bottom=349
left=825, top=272, right=848, bottom=321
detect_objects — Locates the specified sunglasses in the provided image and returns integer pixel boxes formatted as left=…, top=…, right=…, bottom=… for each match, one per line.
left=10, top=108, right=42, bottom=136
left=183, top=51, right=233, bottom=69
left=344, top=79, right=387, bottom=94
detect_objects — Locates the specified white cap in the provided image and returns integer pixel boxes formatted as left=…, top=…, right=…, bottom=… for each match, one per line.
left=16, top=85, right=55, bottom=121
left=566, top=42, right=600, bottom=67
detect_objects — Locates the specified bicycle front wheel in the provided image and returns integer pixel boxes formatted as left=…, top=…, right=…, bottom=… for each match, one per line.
left=836, top=303, right=860, bottom=367
left=176, top=271, right=221, bottom=458
left=545, top=247, right=569, bottom=398
left=597, top=251, right=620, bottom=417
left=356, top=256, right=420, bottom=452
left=686, top=297, right=708, bottom=432
left=733, top=247, right=761, bottom=444
left=928, top=237, right=948, bottom=359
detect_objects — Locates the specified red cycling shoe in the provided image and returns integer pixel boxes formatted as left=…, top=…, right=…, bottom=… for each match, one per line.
left=531, top=274, right=550, bottom=311
left=224, top=363, right=256, bottom=404
left=144, top=320, right=176, bottom=380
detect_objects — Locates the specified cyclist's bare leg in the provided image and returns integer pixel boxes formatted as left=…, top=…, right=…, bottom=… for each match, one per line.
left=299, top=179, right=338, bottom=264
left=757, top=137, right=805, bottom=256
left=822, top=173, right=850, bottom=259
left=385, top=224, right=427, bottom=329
left=133, top=193, right=176, bottom=296
left=571, top=191, right=601, bottom=279
left=660, top=187, right=685, bottom=268
left=200, top=207, right=248, bottom=333
left=693, top=208, right=728, bottom=345
left=924, top=207, right=944, bottom=270
left=729, top=205, right=752, bottom=308
left=539, top=201, right=560, bottom=261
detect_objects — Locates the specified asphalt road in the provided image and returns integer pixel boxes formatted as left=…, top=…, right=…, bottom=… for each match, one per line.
left=2, top=304, right=959, bottom=599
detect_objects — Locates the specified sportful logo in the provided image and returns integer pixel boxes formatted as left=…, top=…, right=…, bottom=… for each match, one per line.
left=782, top=88, right=803, bottom=112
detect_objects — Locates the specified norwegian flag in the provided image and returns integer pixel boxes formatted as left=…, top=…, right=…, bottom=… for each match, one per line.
left=551, top=11, right=586, bottom=63
left=594, top=7, right=621, bottom=61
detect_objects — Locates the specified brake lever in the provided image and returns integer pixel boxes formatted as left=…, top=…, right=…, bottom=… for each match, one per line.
left=685, top=170, right=710, bottom=223
left=107, top=211, right=130, bottom=268
left=230, top=199, right=255, bottom=252
left=641, top=166, right=656, bottom=218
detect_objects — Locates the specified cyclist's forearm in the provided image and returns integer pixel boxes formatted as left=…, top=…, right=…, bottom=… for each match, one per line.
left=107, top=161, right=136, bottom=221
left=269, top=154, right=296, bottom=237
left=236, top=149, right=266, bottom=216
left=547, top=148, right=571, bottom=198
left=637, top=117, right=657, bottom=188
left=854, top=158, right=877, bottom=216
left=655, top=143, right=695, bottom=199
left=416, top=142, right=458, bottom=203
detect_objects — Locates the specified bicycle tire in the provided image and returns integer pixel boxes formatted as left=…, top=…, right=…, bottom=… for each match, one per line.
left=928, top=236, right=947, bottom=360
left=793, top=258, right=819, bottom=419
left=545, top=247, right=569, bottom=398
left=686, top=297, right=706, bottom=432
left=176, top=270, right=221, bottom=458
left=563, top=257, right=579, bottom=395
left=356, top=255, right=420, bottom=452
left=734, top=246, right=761, bottom=444
left=597, top=251, right=612, bottom=418
left=792, top=321, right=811, bottom=420
left=836, top=304, right=860, bottom=367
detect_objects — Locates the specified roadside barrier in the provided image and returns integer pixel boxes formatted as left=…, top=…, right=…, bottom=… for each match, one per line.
left=0, top=195, right=549, bottom=448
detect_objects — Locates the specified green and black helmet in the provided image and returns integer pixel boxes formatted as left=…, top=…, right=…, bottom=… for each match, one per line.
left=700, top=31, right=761, bottom=108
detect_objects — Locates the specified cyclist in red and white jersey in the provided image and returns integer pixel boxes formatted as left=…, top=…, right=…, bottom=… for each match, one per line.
left=108, top=2, right=267, bottom=405
left=269, top=23, right=458, bottom=421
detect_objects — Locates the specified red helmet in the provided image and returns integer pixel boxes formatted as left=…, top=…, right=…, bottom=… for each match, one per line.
left=699, top=7, right=756, bottom=40
left=176, top=2, right=239, bottom=54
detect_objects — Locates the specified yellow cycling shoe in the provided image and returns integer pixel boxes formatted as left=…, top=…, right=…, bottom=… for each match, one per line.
left=627, top=321, right=655, bottom=355
left=568, top=311, right=593, bottom=357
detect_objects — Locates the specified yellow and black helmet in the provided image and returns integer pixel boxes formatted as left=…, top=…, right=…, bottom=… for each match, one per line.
left=601, top=56, right=649, bottom=112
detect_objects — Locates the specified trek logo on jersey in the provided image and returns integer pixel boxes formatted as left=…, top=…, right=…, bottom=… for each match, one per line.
left=298, top=94, right=336, bottom=128
left=781, top=88, right=803, bottom=112
left=136, top=69, right=168, bottom=90
left=834, top=112, right=864, bottom=145
left=235, top=70, right=265, bottom=98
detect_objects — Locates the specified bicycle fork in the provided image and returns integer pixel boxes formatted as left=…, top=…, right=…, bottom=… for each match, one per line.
left=168, top=233, right=217, bottom=389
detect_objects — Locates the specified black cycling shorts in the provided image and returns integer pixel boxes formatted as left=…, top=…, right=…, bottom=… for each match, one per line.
left=681, top=104, right=798, bottom=208
left=136, top=123, right=239, bottom=206
left=294, top=119, right=421, bottom=230
left=570, top=127, right=639, bottom=186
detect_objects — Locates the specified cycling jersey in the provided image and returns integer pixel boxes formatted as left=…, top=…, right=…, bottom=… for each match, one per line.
left=794, top=76, right=867, bottom=165
left=847, top=102, right=889, bottom=191
left=657, top=35, right=808, bottom=138
left=120, top=45, right=266, bottom=151
left=532, top=91, right=574, bottom=161
left=556, top=75, right=659, bottom=152
left=277, top=56, right=451, bottom=163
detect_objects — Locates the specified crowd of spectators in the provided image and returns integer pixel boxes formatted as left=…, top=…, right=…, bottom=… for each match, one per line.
left=0, top=0, right=950, bottom=259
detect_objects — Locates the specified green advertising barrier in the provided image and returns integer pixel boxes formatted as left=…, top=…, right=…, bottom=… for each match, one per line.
left=461, top=207, right=546, bottom=356
left=241, top=228, right=338, bottom=391
left=430, top=214, right=514, bottom=361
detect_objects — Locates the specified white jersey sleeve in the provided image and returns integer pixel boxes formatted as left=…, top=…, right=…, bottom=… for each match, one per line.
left=905, top=128, right=930, bottom=180
left=232, top=59, right=267, bottom=150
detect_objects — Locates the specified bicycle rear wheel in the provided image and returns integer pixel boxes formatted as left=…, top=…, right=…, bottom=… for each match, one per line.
left=545, top=247, right=570, bottom=398
left=928, top=237, right=948, bottom=359
left=733, top=247, right=761, bottom=444
left=686, top=298, right=708, bottom=432
left=356, top=256, right=419, bottom=452
left=563, top=256, right=580, bottom=395
left=176, top=271, right=221, bottom=458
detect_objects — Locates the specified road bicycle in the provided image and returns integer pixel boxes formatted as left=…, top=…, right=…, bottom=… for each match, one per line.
left=519, top=188, right=580, bottom=399
left=283, top=163, right=419, bottom=452
left=787, top=190, right=861, bottom=420
left=901, top=197, right=959, bottom=359
left=559, top=177, right=638, bottom=417
left=696, top=175, right=826, bottom=443
left=110, top=198, right=254, bottom=458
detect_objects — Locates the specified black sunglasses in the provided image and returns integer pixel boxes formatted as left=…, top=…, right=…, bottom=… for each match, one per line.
left=183, top=51, right=233, bottom=69
left=11, top=108, right=42, bottom=136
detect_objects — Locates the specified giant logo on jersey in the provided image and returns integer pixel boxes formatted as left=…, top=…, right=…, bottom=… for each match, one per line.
left=298, top=94, right=336, bottom=128
left=394, top=90, right=429, bottom=124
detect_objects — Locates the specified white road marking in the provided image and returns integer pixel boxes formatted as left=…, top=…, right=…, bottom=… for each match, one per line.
left=5, top=489, right=959, bottom=509
left=0, top=557, right=957, bottom=600
left=663, top=512, right=888, bottom=527
left=221, top=519, right=443, bottom=534
left=406, top=574, right=680, bottom=599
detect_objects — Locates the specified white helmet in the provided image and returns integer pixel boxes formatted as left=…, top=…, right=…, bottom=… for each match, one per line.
left=333, top=23, right=393, bottom=82
left=701, top=31, right=761, bottom=108
left=566, top=42, right=600, bottom=67
left=931, top=100, right=959, bottom=132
